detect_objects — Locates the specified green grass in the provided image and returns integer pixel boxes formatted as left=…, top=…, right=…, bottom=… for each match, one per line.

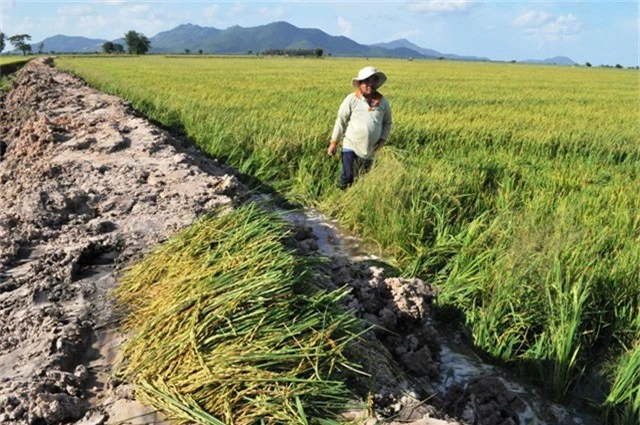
left=0, top=56, right=30, bottom=64
left=0, top=75, right=12, bottom=93
left=0, top=56, right=30, bottom=91
left=55, top=55, right=639, bottom=418
left=605, top=339, right=640, bottom=425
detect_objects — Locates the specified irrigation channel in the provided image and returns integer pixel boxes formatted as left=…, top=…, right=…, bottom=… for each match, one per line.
left=278, top=201, right=602, bottom=425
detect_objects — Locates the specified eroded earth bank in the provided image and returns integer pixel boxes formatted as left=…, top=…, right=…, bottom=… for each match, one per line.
left=0, top=58, right=562, bottom=425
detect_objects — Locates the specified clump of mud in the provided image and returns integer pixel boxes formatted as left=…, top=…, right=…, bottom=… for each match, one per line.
left=0, top=58, right=530, bottom=425
left=292, top=228, right=530, bottom=425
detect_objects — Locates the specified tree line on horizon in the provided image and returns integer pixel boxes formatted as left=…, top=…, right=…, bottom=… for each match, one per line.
left=0, top=28, right=324, bottom=59
left=101, top=31, right=150, bottom=55
left=0, top=28, right=636, bottom=69
left=0, top=30, right=152, bottom=56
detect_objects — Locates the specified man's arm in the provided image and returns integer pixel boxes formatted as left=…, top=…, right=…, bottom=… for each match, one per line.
left=328, top=96, right=352, bottom=156
left=380, top=101, right=392, bottom=141
left=375, top=101, right=392, bottom=151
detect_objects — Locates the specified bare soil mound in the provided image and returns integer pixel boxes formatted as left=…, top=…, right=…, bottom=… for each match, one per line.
left=0, top=58, right=531, bottom=425
left=0, top=57, right=242, bottom=424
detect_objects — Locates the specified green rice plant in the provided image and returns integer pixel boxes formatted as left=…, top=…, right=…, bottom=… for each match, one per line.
left=0, top=57, right=30, bottom=67
left=115, top=203, right=364, bottom=424
left=527, top=255, right=592, bottom=400
left=0, top=57, right=29, bottom=92
left=605, top=341, right=640, bottom=425
left=0, top=75, right=13, bottom=93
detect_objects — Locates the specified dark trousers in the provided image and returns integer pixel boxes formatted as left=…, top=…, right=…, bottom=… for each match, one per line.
left=339, top=150, right=373, bottom=189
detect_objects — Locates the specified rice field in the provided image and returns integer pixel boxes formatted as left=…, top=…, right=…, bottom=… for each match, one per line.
left=55, top=55, right=639, bottom=422
left=0, top=56, right=31, bottom=68
left=0, top=56, right=29, bottom=90
left=0, top=56, right=29, bottom=64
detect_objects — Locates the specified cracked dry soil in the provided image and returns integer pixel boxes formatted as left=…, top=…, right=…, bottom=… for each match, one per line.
left=0, top=58, right=527, bottom=425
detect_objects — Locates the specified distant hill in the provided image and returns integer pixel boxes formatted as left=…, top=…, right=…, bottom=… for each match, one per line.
left=23, top=21, right=576, bottom=65
left=151, top=23, right=222, bottom=52
left=372, top=38, right=441, bottom=58
left=372, top=38, right=489, bottom=62
left=149, top=21, right=414, bottom=57
left=34, top=35, right=107, bottom=54
left=521, top=56, right=577, bottom=66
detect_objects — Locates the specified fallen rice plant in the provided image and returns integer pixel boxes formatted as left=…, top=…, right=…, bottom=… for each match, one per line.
left=115, top=203, right=364, bottom=424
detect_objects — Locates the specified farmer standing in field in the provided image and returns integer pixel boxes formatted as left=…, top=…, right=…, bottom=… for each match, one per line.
left=327, top=66, right=392, bottom=189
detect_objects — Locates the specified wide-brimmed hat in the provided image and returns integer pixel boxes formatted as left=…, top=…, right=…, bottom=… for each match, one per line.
left=351, top=66, right=387, bottom=88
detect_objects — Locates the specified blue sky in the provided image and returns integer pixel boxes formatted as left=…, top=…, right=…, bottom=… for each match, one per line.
left=1, top=1, right=638, bottom=66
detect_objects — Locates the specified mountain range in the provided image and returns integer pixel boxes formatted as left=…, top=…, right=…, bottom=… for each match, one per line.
left=24, top=21, right=576, bottom=65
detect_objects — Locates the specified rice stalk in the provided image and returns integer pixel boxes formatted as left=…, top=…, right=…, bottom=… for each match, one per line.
left=605, top=341, right=640, bottom=424
left=115, top=203, right=363, bottom=424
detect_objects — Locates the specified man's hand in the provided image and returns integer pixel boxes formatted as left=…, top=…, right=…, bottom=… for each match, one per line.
left=327, top=140, right=338, bottom=156
left=374, top=138, right=386, bottom=151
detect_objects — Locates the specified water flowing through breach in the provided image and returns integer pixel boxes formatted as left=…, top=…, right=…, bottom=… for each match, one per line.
left=282, top=205, right=602, bottom=425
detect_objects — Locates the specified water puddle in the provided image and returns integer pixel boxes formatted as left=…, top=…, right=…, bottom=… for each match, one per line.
left=436, top=332, right=600, bottom=425
left=282, top=207, right=380, bottom=261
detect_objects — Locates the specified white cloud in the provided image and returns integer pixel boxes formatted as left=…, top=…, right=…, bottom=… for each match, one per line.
left=408, top=1, right=476, bottom=14
left=545, top=14, right=581, bottom=35
left=513, top=11, right=553, bottom=28
left=337, top=16, right=351, bottom=36
left=57, top=5, right=93, bottom=16
left=91, top=0, right=127, bottom=4
left=77, top=15, right=111, bottom=35
left=120, top=4, right=150, bottom=15
left=513, top=10, right=582, bottom=41
left=228, top=2, right=247, bottom=17
left=257, top=5, right=288, bottom=20
left=203, top=5, right=219, bottom=19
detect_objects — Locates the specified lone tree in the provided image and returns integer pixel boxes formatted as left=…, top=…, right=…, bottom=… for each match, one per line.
left=102, top=41, right=124, bottom=54
left=102, top=41, right=114, bottom=54
left=8, top=34, right=32, bottom=55
left=0, top=32, right=5, bottom=54
left=315, top=48, right=323, bottom=58
left=124, top=30, right=151, bottom=55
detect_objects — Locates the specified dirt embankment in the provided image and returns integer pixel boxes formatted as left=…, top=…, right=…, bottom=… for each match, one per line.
left=0, top=57, right=242, bottom=424
left=0, top=58, right=528, bottom=425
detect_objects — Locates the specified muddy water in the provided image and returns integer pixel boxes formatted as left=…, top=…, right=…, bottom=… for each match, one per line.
left=283, top=207, right=602, bottom=425
left=436, top=333, right=602, bottom=425
left=282, top=208, right=381, bottom=261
